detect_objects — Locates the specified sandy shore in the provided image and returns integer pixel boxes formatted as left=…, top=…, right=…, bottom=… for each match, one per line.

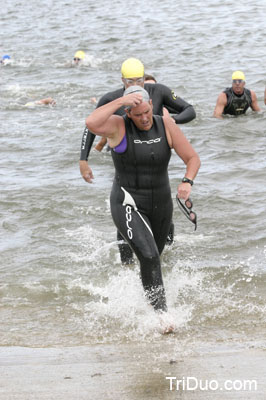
left=0, top=343, right=265, bottom=399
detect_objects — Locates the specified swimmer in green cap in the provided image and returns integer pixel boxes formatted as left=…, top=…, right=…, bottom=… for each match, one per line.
left=213, top=70, right=261, bottom=118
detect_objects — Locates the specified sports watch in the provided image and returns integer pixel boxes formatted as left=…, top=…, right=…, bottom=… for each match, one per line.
left=182, top=177, right=194, bottom=186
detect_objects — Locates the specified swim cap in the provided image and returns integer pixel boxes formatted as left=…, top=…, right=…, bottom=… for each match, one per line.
left=2, top=54, right=11, bottom=60
left=25, top=102, right=35, bottom=107
left=124, top=85, right=150, bottom=103
left=121, top=58, right=144, bottom=79
left=232, top=70, right=245, bottom=81
left=74, top=51, right=85, bottom=60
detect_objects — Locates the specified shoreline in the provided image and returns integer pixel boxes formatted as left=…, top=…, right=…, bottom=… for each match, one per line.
left=0, top=343, right=265, bottom=399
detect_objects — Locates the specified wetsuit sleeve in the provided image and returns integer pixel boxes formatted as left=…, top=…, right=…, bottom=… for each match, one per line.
left=158, top=83, right=196, bottom=124
left=79, top=95, right=110, bottom=161
left=80, top=127, right=96, bottom=161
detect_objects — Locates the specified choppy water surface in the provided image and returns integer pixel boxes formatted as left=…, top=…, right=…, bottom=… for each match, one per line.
left=1, top=0, right=266, bottom=352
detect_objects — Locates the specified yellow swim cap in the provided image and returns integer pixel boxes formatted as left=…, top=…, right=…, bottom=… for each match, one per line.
left=232, top=70, right=245, bottom=81
left=121, top=58, right=144, bottom=79
left=25, top=102, right=35, bottom=107
left=74, top=51, right=85, bottom=60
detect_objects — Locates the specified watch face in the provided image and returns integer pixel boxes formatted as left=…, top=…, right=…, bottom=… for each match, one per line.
left=182, top=178, right=193, bottom=185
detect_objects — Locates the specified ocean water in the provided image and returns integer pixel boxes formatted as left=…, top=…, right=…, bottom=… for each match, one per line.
left=1, top=0, right=266, bottom=354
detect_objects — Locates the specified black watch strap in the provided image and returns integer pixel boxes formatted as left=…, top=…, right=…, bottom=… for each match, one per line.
left=182, top=177, right=194, bottom=186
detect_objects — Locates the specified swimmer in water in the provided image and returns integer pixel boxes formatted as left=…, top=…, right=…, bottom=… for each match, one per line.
left=73, top=50, right=86, bottom=65
left=25, top=97, right=56, bottom=107
left=213, top=70, right=261, bottom=118
left=1, top=55, right=11, bottom=65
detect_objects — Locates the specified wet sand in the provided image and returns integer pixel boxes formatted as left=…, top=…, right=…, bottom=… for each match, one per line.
left=0, top=343, right=265, bottom=399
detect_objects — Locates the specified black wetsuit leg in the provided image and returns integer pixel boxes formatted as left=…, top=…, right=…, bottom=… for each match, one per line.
left=116, top=231, right=134, bottom=264
left=110, top=184, right=173, bottom=312
left=117, top=220, right=174, bottom=263
left=112, top=200, right=167, bottom=311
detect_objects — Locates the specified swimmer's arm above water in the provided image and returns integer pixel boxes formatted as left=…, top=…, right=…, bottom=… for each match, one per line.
left=158, top=83, right=196, bottom=123
left=213, top=92, right=227, bottom=118
left=36, top=97, right=56, bottom=105
left=250, top=90, right=261, bottom=111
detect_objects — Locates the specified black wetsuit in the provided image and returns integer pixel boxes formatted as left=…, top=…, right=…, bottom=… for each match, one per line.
left=81, top=83, right=195, bottom=264
left=110, top=115, right=172, bottom=312
left=223, top=87, right=252, bottom=116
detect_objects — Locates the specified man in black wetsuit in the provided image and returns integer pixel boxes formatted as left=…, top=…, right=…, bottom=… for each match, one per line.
left=85, top=86, right=200, bottom=317
left=213, top=70, right=261, bottom=118
left=80, top=58, right=196, bottom=263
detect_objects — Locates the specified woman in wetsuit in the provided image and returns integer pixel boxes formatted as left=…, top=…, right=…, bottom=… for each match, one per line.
left=85, top=86, right=201, bottom=313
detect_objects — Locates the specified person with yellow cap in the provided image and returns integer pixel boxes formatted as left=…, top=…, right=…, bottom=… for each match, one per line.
left=79, top=57, right=196, bottom=264
left=213, top=70, right=261, bottom=118
left=73, top=50, right=86, bottom=65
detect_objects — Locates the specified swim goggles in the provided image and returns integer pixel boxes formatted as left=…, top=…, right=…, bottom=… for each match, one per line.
left=176, top=196, right=197, bottom=231
left=123, top=77, right=145, bottom=85
left=232, top=79, right=244, bottom=84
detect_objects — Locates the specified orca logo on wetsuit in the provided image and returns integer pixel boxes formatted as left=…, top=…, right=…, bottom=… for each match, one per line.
left=125, top=205, right=133, bottom=239
left=134, top=138, right=162, bottom=145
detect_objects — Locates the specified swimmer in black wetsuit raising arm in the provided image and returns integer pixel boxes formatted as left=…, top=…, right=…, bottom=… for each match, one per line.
left=85, top=86, right=201, bottom=315
left=94, top=73, right=159, bottom=151
left=80, top=57, right=196, bottom=264
left=80, top=57, right=196, bottom=182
